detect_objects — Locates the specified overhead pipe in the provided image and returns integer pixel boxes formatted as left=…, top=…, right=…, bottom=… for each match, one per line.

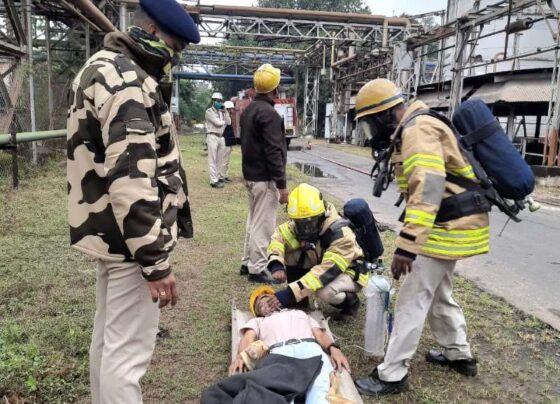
left=505, top=17, right=534, bottom=34
left=69, top=0, right=118, bottom=32
left=118, top=0, right=410, bottom=26
left=174, top=72, right=295, bottom=83
left=331, top=53, right=357, bottom=68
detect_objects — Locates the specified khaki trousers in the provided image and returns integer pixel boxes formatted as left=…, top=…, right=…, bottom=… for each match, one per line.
left=220, top=146, right=232, bottom=180
left=90, top=260, right=160, bottom=404
left=316, top=273, right=361, bottom=305
left=207, top=134, right=226, bottom=183
left=242, top=181, right=279, bottom=274
left=378, top=255, right=472, bottom=382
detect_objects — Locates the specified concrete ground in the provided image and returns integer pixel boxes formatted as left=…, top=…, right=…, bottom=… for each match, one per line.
left=288, top=141, right=560, bottom=330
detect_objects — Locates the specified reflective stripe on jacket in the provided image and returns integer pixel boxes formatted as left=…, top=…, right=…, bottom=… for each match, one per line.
left=392, top=101, right=490, bottom=260
left=267, top=203, right=365, bottom=302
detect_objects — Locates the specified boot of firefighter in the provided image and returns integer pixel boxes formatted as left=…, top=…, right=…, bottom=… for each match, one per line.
left=332, top=292, right=360, bottom=321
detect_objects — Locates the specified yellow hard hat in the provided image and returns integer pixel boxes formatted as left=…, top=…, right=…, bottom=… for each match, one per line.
left=249, top=286, right=275, bottom=316
left=355, top=78, right=404, bottom=120
left=287, top=183, right=325, bottom=220
left=253, top=64, right=281, bottom=94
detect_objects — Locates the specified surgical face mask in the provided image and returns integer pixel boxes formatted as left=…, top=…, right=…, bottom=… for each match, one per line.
left=214, top=101, right=223, bottom=110
left=359, top=110, right=398, bottom=152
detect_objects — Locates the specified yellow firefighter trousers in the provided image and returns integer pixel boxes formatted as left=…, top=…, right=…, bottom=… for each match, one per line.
left=378, top=255, right=472, bottom=382
left=90, top=260, right=159, bottom=404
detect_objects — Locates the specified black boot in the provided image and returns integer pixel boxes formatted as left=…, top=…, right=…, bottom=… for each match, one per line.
left=239, top=265, right=249, bottom=276
left=426, top=350, right=478, bottom=377
left=332, top=292, right=360, bottom=321
left=355, top=369, right=408, bottom=396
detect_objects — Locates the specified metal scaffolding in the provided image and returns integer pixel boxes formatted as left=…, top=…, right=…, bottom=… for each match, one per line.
left=2, top=0, right=414, bottom=140
left=397, top=0, right=560, bottom=166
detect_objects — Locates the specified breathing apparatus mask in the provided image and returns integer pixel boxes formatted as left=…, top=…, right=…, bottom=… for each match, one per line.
left=359, top=108, right=398, bottom=152
left=360, top=107, right=400, bottom=198
left=293, top=214, right=324, bottom=242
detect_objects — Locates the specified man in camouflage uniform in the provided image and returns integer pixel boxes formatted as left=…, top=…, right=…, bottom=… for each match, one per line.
left=66, top=1, right=199, bottom=402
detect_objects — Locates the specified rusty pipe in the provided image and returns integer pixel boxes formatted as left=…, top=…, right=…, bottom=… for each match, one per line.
left=70, top=0, right=117, bottom=32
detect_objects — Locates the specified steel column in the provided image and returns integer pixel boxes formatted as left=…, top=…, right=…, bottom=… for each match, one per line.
left=448, top=25, right=469, bottom=118
left=85, top=22, right=90, bottom=58
left=120, top=2, right=127, bottom=31
left=302, top=67, right=320, bottom=137
left=46, top=17, right=54, bottom=130
left=25, top=0, right=37, bottom=163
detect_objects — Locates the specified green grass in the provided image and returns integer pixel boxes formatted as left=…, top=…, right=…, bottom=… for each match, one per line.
left=1, top=134, right=559, bottom=403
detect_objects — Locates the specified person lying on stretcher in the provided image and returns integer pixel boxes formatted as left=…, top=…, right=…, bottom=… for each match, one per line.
left=230, top=286, right=350, bottom=403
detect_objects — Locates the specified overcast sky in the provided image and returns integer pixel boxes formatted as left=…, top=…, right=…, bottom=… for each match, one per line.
left=196, top=0, right=448, bottom=16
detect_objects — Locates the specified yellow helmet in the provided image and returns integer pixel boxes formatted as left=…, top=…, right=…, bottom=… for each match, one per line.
left=249, top=286, right=275, bottom=316
left=254, top=64, right=281, bottom=94
left=355, top=79, right=404, bottom=120
left=287, top=183, right=325, bottom=220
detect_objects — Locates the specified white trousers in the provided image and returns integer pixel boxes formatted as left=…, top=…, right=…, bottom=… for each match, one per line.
left=220, top=146, right=232, bottom=179
left=207, top=134, right=226, bottom=183
left=242, top=181, right=279, bottom=274
left=378, top=255, right=472, bottom=382
left=90, top=260, right=160, bottom=404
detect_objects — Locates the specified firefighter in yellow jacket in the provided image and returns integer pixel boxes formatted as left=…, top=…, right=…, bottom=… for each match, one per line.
left=354, top=79, right=490, bottom=395
left=264, top=184, right=366, bottom=321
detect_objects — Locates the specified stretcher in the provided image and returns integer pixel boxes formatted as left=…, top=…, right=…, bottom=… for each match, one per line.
left=232, top=307, right=364, bottom=404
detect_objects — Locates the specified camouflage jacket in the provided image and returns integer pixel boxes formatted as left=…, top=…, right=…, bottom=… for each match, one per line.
left=67, top=32, right=192, bottom=281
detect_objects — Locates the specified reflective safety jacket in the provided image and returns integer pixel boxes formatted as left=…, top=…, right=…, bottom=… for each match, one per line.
left=267, top=203, right=366, bottom=302
left=392, top=101, right=490, bottom=261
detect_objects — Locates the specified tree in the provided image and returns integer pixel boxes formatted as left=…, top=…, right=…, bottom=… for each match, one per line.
left=178, top=80, right=213, bottom=124
left=257, top=0, right=370, bottom=13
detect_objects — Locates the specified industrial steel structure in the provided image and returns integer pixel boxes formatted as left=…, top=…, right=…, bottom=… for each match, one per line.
left=1, top=0, right=559, bottom=168
left=400, top=0, right=560, bottom=167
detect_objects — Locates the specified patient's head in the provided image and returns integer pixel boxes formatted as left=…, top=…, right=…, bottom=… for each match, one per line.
left=249, top=286, right=277, bottom=317
left=255, top=294, right=276, bottom=317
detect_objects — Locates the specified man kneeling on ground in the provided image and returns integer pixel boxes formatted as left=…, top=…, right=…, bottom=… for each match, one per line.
left=203, top=287, right=350, bottom=403
left=265, top=183, right=367, bottom=320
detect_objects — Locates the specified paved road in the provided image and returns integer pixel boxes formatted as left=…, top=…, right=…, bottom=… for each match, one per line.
left=288, top=143, right=560, bottom=330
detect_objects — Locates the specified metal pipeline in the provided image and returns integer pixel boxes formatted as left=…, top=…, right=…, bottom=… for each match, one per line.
left=505, top=17, right=534, bottom=34
left=69, top=0, right=117, bottom=32
left=331, top=53, right=357, bottom=68
left=0, top=130, right=66, bottom=147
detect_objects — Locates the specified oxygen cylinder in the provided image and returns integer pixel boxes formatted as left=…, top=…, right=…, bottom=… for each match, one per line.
left=364, top=268, right=391, bottom=358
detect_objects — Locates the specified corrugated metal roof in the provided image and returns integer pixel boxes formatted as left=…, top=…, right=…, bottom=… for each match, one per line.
left=415, top=78, right=552, bottom=108
left=473, top=78, right=552, bottom=104
left=415, top=86, right=473, bottom=109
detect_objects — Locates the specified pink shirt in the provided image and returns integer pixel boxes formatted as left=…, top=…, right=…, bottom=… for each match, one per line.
left=241, top=310, right=322, bottom=347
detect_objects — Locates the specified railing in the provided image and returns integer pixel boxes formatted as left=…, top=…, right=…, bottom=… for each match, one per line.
left=0, top=129, right=66, bottom=189
left=0, top=129, right=66, bottom=147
